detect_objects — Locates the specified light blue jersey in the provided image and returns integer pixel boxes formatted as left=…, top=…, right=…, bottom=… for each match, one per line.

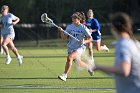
left=64, top=23, right=91, bottom=54
left=1, top=13, right=17, bottom=35
left=115, top=38, right=140, bottom=93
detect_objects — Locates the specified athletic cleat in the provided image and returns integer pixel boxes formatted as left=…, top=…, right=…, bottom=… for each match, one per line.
left=17, top=55, right=23, bottom=65
left=103, top=45, right=109, bottom=52
left=58, top=74, right=67, bottom=81
left=5, top=57, right=12, bottom=65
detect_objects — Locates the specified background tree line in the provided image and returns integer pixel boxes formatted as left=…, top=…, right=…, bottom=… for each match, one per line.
left=0, top=0, right=140, bottom=25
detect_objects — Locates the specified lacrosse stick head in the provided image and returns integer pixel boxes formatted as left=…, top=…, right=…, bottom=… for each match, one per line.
left=41, top=13, right=53, bottom=24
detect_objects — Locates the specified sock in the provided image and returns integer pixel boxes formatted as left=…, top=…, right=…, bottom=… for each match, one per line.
left=7, top=54, right=11, bottom=58
left=63, top=73, right=67, bottom=77
left=90, top=55, right=94, bottom=61
left=17, top=55, right=21, bottom=58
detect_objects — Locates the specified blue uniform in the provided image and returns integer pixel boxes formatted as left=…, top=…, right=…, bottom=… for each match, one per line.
left=86, top=18, right=101, bottom=42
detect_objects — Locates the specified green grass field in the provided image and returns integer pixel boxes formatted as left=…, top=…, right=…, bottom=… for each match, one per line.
left=0, top=47, right=116, bottom=93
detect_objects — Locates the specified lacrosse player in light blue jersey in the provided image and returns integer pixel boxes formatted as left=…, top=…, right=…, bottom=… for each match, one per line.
left=58, top=12, right=93, bottom=81
left=92, top=13, right=140, bottom=93
left=1, top=5, right=23, bottom=65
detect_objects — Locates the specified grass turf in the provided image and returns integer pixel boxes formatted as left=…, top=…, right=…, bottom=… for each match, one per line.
left=0, top=48, right=115, bottom=93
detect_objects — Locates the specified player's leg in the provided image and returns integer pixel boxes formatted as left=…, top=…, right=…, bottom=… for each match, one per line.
left=8, top=40, right=23, bottom=65
left=75, top=56, right=94, bottom=76
left=2, top=35, right=12, bottom=64
left=95, top=40, right=109, bottom=52
left=58, top=51, right=78, bottom=81
left=75, top=46, right=94, bottom=76
left=93, top=34, right=109, bottom=52
left=88, top=42, right=94, bottom=61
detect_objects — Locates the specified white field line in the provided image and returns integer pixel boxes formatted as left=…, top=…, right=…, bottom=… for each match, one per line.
left=0, top=84, right=115, bottom=91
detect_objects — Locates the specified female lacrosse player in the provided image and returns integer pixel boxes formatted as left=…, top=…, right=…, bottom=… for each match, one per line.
left=58, top=12, right=93, bottom=81
left=93, top=13, right=140, bottom=93
left=86, top=9, right=109, bottom=60
left=1, top=5, right=23, bottom=65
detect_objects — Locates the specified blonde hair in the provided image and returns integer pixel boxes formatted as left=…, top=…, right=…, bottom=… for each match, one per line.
left=2, top=5, right=9, bottom=10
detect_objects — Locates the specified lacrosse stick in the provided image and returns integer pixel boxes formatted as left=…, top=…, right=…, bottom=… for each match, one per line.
left=41, top=13, right=80, bottom=42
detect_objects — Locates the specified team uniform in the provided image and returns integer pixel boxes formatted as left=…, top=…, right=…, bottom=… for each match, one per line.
left=64, top=23, right=91, bottom=56
left=58, top=23, right=92, bottom=81
left=86, top=18, right=101, bottom=42
left=1, top=12, right=23, bottom=65
left=115, top=39, right=140, bottom=93
left=1, top=13, right=16, bottom=40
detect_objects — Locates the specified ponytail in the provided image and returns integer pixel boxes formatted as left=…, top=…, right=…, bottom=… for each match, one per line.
left=79, top=11, right=86, bottom=24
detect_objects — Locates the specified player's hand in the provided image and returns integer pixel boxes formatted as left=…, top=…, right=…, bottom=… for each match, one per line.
left=89, top=29, right=93, bottom=33
left=58, top=27, right=63, bottom=32
left=89, top=29, right=96, bottom=33
left=81, top=40, right=85, bottom=44
left=11, top=22, right=16, bottom=25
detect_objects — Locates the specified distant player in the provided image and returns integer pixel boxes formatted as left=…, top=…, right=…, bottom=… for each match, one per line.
left=58, top=12, right=93, bottom=81
left=86, top=9, right=109, bottom=60
left=1, top=5, right=23, bottom=65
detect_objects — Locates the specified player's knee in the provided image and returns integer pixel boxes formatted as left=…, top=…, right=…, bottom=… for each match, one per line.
left=2, top=44, right=6, bottom=48
left=68, top=55, right=75, bottom=60
left=10, top=46, right=17, bottom=51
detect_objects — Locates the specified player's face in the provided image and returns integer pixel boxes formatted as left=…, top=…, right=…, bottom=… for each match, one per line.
left=87, top=12, right=93, bottom=19
left=72, top=17, right=80, bottom=25
left=1, top=8, right=8, bottom=15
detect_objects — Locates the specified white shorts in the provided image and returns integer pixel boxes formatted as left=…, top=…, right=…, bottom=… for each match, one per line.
left=67, top=45, right=86, bottom=55
left=67, top=46, right=86, bottom=63
left=2, top=34, right=15, bottom=40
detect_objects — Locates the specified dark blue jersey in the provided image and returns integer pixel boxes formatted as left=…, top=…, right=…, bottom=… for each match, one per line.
left=86, top=18, right=101, bottom=41
left=86, top=18, right=100, bottom=31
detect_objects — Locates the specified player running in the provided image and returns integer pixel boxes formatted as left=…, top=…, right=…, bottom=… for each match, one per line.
left=58, top=12, right=93, bottom=81
left=86, top=9, right=109, bottom=60
left=1, top=5, right=23, bottom=65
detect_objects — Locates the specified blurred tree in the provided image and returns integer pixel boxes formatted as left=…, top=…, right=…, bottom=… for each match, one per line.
left=0, top=0, right=139, bottom=24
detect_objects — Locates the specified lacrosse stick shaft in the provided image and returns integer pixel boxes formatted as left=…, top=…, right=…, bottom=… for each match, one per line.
left=51, top=22, right=80, bottom=42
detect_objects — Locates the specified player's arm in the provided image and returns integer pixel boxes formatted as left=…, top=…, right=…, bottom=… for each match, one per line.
left=81, top=35, right=92, bottom=44
left=58, top=27, right=68, bottom=40
left=94, top=61, right=131, bottom=77
left=12, top=15, right=20, bottom=25
left=94, top=47, right=131, bottom=77
left=81, top=26, right=92, bottom=44
left=12, top=16, right=20, bottom=25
